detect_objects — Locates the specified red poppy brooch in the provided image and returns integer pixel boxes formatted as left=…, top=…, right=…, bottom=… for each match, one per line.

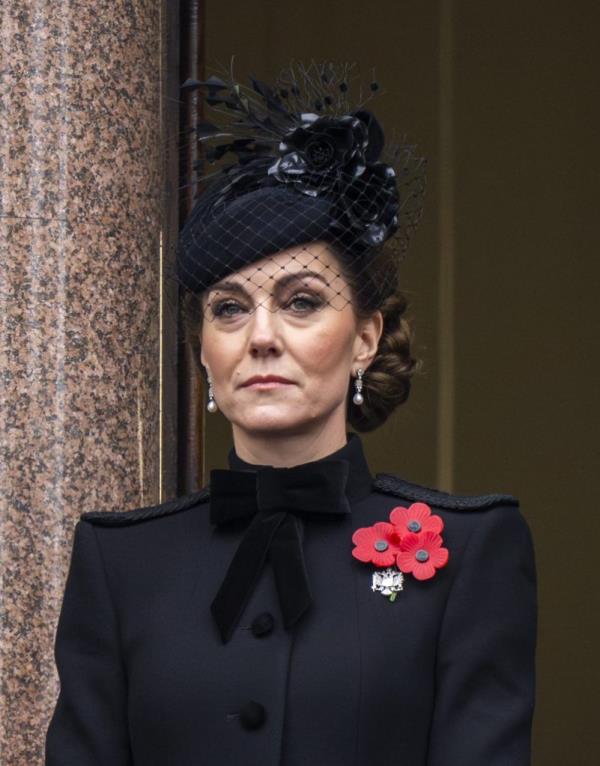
left=352, top=502, right=449, bottom=601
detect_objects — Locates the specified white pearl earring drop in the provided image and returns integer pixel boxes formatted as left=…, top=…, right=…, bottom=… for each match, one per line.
left=207, top=374, right=218, bottom=413
left=353, top=368, right=364, bottom=406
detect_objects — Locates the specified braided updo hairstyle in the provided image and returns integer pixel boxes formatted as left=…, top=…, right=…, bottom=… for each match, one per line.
left=345, top=288, right=417, bottom=432
left=334, top=244, right=419, bottom=432
left=181, top=242, right=419, bottom=433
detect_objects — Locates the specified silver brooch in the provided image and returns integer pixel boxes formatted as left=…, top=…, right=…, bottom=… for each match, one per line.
left=371, top=567, right=404, bottom=601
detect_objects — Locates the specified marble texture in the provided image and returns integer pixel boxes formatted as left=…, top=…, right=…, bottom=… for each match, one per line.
left=0, top=1, right=165, bottom=762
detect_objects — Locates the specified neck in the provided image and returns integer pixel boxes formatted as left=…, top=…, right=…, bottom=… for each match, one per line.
left=231, top=421, right=349, bottom=468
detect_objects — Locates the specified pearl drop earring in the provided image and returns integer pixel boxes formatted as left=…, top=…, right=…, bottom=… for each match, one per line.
left=206, top=374, right=218, bottom=413
left=353, top=368, right=364, bottom=406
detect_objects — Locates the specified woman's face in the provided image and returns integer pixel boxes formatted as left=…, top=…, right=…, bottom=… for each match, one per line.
left=200, top=242, right=382, bottom=443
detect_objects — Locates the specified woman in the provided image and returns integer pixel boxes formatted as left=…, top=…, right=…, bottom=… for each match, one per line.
left=45, top=63, right=536, bottom=765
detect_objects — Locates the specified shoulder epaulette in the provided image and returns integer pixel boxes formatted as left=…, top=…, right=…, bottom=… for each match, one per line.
left=372, top=473, right=519, bottom=511
left=81, top=487, right=210, bottom=526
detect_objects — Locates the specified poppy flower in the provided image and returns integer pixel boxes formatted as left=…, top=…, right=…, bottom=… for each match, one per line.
left=352, top=521, right=403, bottom=568
left=390, top=502, right=444, bottom=538
left=397, top=531, right=449, bottom=581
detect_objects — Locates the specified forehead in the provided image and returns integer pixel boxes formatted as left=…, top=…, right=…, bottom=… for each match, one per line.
left=215, top=241, right=344, bottom=289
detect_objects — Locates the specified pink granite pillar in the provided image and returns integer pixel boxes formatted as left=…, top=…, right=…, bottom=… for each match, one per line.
left=0, top=1, right=171, bottom=761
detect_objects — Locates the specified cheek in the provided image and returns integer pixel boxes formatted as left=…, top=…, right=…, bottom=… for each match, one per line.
left=200, top=327, right=238, bottom=379
left=296, top=323, right=354, bottom=379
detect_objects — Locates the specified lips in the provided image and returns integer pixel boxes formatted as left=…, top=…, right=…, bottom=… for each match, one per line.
left=241, top=375, right=294, bottom=387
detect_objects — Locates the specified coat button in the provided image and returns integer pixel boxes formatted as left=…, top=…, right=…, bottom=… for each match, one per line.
left=239, top=700, right=266, bottom=730
left=250, top=612, right=275, bottom=637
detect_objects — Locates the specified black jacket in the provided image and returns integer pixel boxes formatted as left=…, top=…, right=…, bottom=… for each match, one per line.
left=45, top=433, right=537, bottom=765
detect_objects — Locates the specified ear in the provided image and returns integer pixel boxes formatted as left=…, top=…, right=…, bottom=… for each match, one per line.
left=352, top=310, right=384, bottom=371
left=199, top=345, right=210, bottom=379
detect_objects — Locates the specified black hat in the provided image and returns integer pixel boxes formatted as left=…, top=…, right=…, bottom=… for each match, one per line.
left=177, top=62, right=425, bottom=311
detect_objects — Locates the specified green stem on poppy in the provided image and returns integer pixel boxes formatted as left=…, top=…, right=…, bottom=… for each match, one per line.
left=389, top=592, right=397, bottom=602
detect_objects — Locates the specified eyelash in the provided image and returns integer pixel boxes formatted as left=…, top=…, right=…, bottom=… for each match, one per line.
left=211, top=292, right=324, bottom=318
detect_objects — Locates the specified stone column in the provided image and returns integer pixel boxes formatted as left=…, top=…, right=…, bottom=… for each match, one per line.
left=0, top=1, right=172, bottom=761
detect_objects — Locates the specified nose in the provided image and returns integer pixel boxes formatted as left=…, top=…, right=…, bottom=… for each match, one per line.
left=248, top=304, right=282, bottom=358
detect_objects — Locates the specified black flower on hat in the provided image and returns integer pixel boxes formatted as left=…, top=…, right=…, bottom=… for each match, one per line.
left=268, top=113, right=370, bottom=193
left=334, top=163, right=400, bottom=247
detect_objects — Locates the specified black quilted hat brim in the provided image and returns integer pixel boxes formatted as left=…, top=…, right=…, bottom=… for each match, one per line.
left=177, top=185, right=336, bottom=294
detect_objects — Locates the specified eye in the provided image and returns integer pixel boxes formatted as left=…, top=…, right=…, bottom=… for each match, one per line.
left=286, top=292, right=325, bottom=313
left=211, top=299, right=248, bottom=318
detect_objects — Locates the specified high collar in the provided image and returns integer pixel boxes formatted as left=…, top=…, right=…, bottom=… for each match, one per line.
left=227, top=431, right=373, bottom=505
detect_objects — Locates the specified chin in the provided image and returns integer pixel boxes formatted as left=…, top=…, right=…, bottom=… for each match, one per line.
left=229, top=403, right=323, bottom=434
left=237, top=411, right=308, bottom=433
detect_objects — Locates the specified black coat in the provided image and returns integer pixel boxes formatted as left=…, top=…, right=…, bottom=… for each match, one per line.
left=45, top=433, right=537, bottom=765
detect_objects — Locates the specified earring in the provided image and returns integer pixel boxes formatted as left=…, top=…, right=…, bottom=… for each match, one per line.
left=206, top=374, right=218, bottom=413
left=352, top=368, right=364, bottom=406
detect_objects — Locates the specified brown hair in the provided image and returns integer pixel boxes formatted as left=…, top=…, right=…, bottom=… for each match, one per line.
left=345, top=288, right=418, bottom=432
left=181, top=243, right=420, bottom=433
left=335, top=245, right=419, bottom=432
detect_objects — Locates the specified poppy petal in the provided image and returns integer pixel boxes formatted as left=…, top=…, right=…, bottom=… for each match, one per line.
left=413, top=561, right=436, bottom=580
left=396, top=551, right=416, bottom=572
left=372, top=521, right=394, bottom=536
left=389, top=506, right=409, bottom=526
left=430, top=547, right=449, bottom=568
left=373, top=550, right=397, bottom=567
left=408, top=502, right=432, bottom=523
left=352, top=527, right=373, bottom=545
left=352, top=547, right=374, bottom=563
left=422, top=531, right=443, bottom=547
left=425, top=514, right=444, bottom=534
left=399, top=532, right=421, bottom=552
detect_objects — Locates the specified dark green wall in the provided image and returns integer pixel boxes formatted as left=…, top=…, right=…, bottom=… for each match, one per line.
left=202, top=2, right=600, bottom=762
left=452, top=4, right=600, bottom=763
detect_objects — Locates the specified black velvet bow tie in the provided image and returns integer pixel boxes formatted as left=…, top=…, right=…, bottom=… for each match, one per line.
left=209, top=460, right=351, bottom=643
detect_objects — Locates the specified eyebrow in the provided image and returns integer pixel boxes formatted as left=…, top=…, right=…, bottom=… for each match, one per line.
left=206, top=269, right=331, bottom=298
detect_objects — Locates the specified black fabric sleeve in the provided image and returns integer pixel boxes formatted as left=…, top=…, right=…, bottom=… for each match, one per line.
left=45, top=521, right=133, bottom=765
left=426, top=505, right=537, bottom=766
